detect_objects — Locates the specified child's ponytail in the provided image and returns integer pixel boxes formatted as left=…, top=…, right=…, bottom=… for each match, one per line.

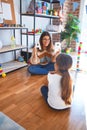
left=56, top=53, right=73, bottom=105
left=60, top=70, right=72, bottom=104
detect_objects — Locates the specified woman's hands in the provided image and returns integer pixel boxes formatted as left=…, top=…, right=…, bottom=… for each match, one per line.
left=52, top=50, right=60, bottom=62
left=33, top=46, right=38, bottom=57
left=29, top=46, right=40, bottom=64
left=29, top=44, right=60, bottom=64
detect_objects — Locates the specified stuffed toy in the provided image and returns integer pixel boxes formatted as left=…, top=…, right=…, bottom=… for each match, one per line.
left=27, top=0, right=38, bottom=14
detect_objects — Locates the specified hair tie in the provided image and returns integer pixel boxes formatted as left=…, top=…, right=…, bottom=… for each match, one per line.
left=59, top=69, right=67, bottom=73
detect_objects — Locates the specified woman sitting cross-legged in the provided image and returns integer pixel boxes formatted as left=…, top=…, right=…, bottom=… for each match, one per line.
left=40, top=53, right=73, bottom=110
left=28, top=31, right=60, bottom=75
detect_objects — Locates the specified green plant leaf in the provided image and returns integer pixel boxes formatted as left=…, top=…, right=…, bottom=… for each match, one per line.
left=60, top=14, right=80, bottom=47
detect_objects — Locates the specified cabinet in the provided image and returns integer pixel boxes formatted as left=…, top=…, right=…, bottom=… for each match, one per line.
left=0, top=27, right=28, bottom=75
left=20, top=0, right=60, bottom=54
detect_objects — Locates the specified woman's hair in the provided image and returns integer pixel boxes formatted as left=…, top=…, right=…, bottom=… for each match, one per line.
left=39, top=31, right=52, bottom=51
left=56, top=53, right=73, bottom=105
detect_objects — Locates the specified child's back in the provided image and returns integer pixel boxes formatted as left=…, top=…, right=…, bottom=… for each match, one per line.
left=40, top=53, right=73, bottom=110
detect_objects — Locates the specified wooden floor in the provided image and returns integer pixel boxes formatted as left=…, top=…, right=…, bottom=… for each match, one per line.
left=0, top=54, right=87, bottom=130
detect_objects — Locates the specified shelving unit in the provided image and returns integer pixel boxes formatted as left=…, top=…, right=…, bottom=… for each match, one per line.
left=0, top=27, right=28, bottom=75
left=1, top=61, right=27, bottom=74
left=20, top=0, right=60, bottom=54
left=0, top=45, right=27, bottom=53
left=21, top=13, right=59, bottom=19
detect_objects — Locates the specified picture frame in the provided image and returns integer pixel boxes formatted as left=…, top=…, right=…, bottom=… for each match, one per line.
left=1, top=0, right=16, bottom=24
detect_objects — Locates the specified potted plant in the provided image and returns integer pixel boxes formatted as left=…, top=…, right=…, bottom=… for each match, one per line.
left=61, top=14, right=80, bottom=53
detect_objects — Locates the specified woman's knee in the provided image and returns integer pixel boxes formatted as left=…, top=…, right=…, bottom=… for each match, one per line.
left=28, top=65, right=36, bottom=73
left=28, top=65, right=48, bottom=75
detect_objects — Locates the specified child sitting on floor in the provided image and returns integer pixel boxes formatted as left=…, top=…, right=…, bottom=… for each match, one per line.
left=40, top=53, right=73, bottom=110
left=28, top=31, right=60, bottom=75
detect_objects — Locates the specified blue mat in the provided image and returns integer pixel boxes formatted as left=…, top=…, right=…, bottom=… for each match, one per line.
left=0, top=112, right=26, bottom=130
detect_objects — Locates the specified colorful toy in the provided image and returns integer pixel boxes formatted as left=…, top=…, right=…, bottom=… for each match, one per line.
left=0, top=64, right=3, bottom=73
left=76, top=42, right=82, bottom=71
left=18, top=56, right=24, bottom=62
left=10, top=36, right=16, bottom=48
left=0, top=64, right=6, bottom=78
left=2, top=72, right=6, bottom=78
left=54, top=42, right=61, bottom=53
left=0, top=68, right=3, bottom=73
left=31, top=28, right=42, bottom=34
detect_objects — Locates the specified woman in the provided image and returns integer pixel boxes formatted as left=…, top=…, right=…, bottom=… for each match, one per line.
left=28, top=31, right=60, bottom=75
left=40, top=53, right=73, bottom=110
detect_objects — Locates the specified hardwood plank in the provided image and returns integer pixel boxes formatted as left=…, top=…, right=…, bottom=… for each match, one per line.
left=0, top=66, right=87, bottom=130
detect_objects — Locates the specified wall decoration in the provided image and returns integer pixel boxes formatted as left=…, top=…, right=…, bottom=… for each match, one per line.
left=1, top=0, right=16, bottom=24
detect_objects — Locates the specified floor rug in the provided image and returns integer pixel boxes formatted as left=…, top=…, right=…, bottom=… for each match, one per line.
left=0, top=112, right=26, bottom=130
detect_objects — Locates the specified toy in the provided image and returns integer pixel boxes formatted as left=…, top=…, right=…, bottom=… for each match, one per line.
left=2, top=73, right=6, bottom=78
left=0, top=64, right=3, bottom=73
left=54, top=42, right=61, bottom=53
left=76, top=42, right=82, bottom=71
left=54, top=10, right=58, bottom=16
left=18, top=56, right=24, bottom=62
left=27, top=0, right=38, bottom=14
left=31, top=28, right=42, bottom=34
left=10, top=36, right=16, bottom=48
left=0, top=67, right=3, bottom=73
left=35, top=42, right=41, bottom=50
left=0, top=64, right=6, bottom=78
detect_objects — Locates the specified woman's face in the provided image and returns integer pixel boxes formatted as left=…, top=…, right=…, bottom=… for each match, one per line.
left=42, top=36, right=50, bottom=47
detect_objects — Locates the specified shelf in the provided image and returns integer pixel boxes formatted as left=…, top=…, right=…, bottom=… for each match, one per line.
left=36, top=13, right=59, bottom=18
left=40, top=0, right=60, bottom=3
left=0, top=27, right=27, bottom=30
left=20, top=0, right=60, bottom=59
left=22, top=32, right=42, bottom=36
left=22, top=49, right=33, bottom=53
left=48, top=31, right=60, bottom=34
left=22, top=31, right=59, bottom=36
left=21, top=13, right=59, bottom=19
left=0, top=45, right=27, bottom=53
left=0, top=10, right=28, bottom=74
left=0, top=61, right=28, bottom=75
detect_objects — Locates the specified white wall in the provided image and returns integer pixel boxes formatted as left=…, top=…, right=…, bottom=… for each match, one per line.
left=79, top=0, right=87, bottom=52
